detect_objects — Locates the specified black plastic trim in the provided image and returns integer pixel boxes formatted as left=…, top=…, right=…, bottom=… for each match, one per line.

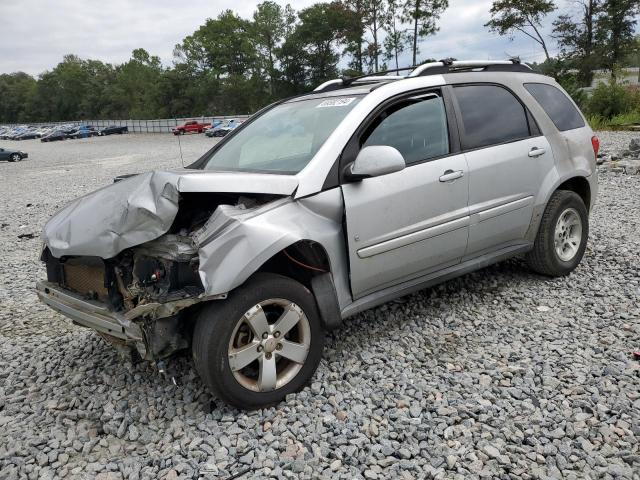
left=311, top=272, right=342, bottom=331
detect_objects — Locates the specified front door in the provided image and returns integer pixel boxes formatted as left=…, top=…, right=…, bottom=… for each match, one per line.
left=342, top=91, right=470, bottom=299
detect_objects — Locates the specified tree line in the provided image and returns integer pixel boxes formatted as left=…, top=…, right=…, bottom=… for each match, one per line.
left=0, top=0, right=638, bottom=124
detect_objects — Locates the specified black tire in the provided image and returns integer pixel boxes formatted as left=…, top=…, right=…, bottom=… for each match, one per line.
left=526, top=190, right=589, bottom=277
left=192, top=273, right=324, bottom=409
left=9, top=153, right=21, bottom=162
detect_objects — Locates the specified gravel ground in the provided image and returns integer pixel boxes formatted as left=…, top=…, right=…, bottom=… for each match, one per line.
left=0, top=132, right=639, bottom=480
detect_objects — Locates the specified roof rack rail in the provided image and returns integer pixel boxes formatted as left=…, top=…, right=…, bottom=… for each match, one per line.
left=313, top=59, right=535, bottom=93
left=313, top=66, right=416, bottom=93
left=409, top=58, right=532, bottom=77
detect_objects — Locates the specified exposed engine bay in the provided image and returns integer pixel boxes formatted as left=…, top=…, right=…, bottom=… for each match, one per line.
left=38, top=168, right=346, bottom=363
left=41, top=192, right=281, bottom=359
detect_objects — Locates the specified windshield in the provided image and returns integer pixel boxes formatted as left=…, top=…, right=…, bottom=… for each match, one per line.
left=202, top=95, right=362, bottom=174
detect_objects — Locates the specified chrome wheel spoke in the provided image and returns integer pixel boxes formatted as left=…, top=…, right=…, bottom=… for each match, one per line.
left=228, top=342, right=261, bottom=371
left=272, top=304, right=301, bottom=336
left=554, top=208, right=582, bottom=262
left=258, top=356, right=277, bottom=391
left=245, top=305, right=269, bottom=337
left=277, top=339, right=309, bottom=364
left=228, top=298, right=311, bottom=393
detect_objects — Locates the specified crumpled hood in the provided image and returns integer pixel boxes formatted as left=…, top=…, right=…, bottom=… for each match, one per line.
left=42, top=169, right=298, bottom=259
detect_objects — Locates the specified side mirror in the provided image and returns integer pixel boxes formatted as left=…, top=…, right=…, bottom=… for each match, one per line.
left=346, top=145, right=406, bottom=180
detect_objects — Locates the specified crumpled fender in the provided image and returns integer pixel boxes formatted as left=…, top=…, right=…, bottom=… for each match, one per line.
left=42, top=169, right=299, bottom=259
left=43, top=171, right=180, bottom=259
left=194, top=189, right=351, bottom=309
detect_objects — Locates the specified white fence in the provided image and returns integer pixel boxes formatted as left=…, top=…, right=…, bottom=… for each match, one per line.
left=4, top=115, right=251, bottom=134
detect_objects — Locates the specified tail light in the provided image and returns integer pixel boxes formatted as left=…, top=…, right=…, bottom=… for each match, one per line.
left=591, top=136, right=600, bottom=159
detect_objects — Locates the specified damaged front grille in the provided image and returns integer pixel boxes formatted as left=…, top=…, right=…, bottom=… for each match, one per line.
left=42, top=238, right=204, bottom=313
left=62, top=258, right=109, bottom=301
left=42, top=250, right=109, bottom=302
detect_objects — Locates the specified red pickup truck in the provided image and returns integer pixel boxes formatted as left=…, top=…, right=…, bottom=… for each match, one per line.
left=172, top=120, right=211, bottom=135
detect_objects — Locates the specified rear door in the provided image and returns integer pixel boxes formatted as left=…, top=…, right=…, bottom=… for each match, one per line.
left=451, top=83, right=554, bottom=257
left=342, top=89, right=470, bottom=299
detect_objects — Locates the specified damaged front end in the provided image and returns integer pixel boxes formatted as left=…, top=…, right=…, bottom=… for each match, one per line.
left=38, top=233, right=216, bottom=360
left=37, top=170, right=300, bottom=361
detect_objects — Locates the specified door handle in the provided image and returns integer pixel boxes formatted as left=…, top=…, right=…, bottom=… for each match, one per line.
left=439, top=169, right=464, bottom=182
left=528, top=147, right=546, bottom=157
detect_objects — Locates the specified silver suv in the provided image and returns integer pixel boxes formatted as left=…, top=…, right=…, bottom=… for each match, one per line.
left=37, top=60, right=598, bottom=409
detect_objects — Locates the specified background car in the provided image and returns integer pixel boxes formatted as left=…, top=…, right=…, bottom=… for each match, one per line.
left=172, top=120, right=210, bottom=135
left=41, top=130, right=67, bottom=142
left=13, top=129, right=40, bottom=140
left=98, top=125, right=128, bottom=136
left=213, top=120, right=243, bottom=137
left=203, top=120, right=222, bottom=135
left=0, top=147, right=28, bottom=162
left=206, top=119, right=241, bottom=137
left=67, top=126, right=98, bottom=139
left=2, top=126, right=26, bottom=140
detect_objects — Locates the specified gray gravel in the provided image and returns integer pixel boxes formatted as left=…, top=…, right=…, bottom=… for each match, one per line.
left=1, top=132, right=639, bottom=480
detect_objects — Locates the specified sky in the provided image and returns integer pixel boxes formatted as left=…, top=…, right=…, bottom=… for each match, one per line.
left=0, top=0, right=576, bottom=76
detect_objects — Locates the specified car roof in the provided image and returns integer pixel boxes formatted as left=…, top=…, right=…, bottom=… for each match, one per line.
left=286, top=85, right=374, bottom=103
left=304, top=60, right=547, bottom=99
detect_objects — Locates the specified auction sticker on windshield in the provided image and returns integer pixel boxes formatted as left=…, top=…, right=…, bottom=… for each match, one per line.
left=316, top=97, right=356, bottom=108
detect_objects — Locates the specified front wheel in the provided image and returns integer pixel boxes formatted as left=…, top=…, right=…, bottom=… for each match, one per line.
left=9, top=153, right=21, bottom=162
left=526, top=190, right=589, bottom=276
left=192, top=273, right=324, bottom=409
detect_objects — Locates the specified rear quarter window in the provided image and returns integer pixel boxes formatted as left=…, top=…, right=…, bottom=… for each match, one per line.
left=524, top=83, right=585, bottom=131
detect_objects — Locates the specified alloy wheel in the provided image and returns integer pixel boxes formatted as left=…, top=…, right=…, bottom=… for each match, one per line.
left=554, top=207, right=582, bottom=262
left=227, top=298, right=311, bottom=393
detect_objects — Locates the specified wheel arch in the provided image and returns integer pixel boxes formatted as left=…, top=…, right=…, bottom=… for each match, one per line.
left=556, top=176, right=591, bottom=211
left=528, top=173, right=593, bottom=243
left=237, top=240, right=343, bottom=331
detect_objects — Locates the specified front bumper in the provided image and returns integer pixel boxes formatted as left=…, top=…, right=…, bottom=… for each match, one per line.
left=36, top=280, right=144, bottom=343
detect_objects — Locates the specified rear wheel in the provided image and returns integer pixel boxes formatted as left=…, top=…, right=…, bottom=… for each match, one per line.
left=526, top=190, right=588, bottom=276
left=192, top=273, right=324, bottom=409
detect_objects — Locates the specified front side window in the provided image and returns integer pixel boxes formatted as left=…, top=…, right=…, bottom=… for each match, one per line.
left=524, top=83, right=585, bottom=131
left=362, top=93, right=450, bottom=164
left=454, top=85, right=530, bottom=150
left=202, top=96, right=362, bottom=174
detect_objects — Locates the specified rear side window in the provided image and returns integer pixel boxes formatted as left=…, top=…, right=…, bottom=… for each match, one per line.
left=362, top=93, right=449, bottom=164
left=454, top=85, right=531, bottom=150
left=524, top=83, right=585, bottom=131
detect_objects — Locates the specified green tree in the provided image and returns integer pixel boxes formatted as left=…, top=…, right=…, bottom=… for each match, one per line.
left=384, top=0, right=409, bottom=69
left=341, top=0, right=367, bottom=73
left=275, top=5, right=308, bottom=95
left=485, top=0, right=556, bottom=61
left=0, top=72, right=37, bottom=122
left=28, top=55, right=99, bottom=121
left=175, top=10, right=257, bottom=78
left=403, top=0, right=449, bottom=66
left=294, top=2, right=356, bottom=85
left=106, top=49, right=163, bottom=119
left=553, top=0, right=600, bottom=86
left=595, top=0, right=640, bottom=80
left=252, top=1, right=289, bottom=97
left=363, top=0, right=387, bottom=72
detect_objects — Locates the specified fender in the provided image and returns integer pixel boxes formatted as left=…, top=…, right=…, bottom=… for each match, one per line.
left=195, top=188, right=352, bottom=312
left=526, top=169, right=594, bottom=243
